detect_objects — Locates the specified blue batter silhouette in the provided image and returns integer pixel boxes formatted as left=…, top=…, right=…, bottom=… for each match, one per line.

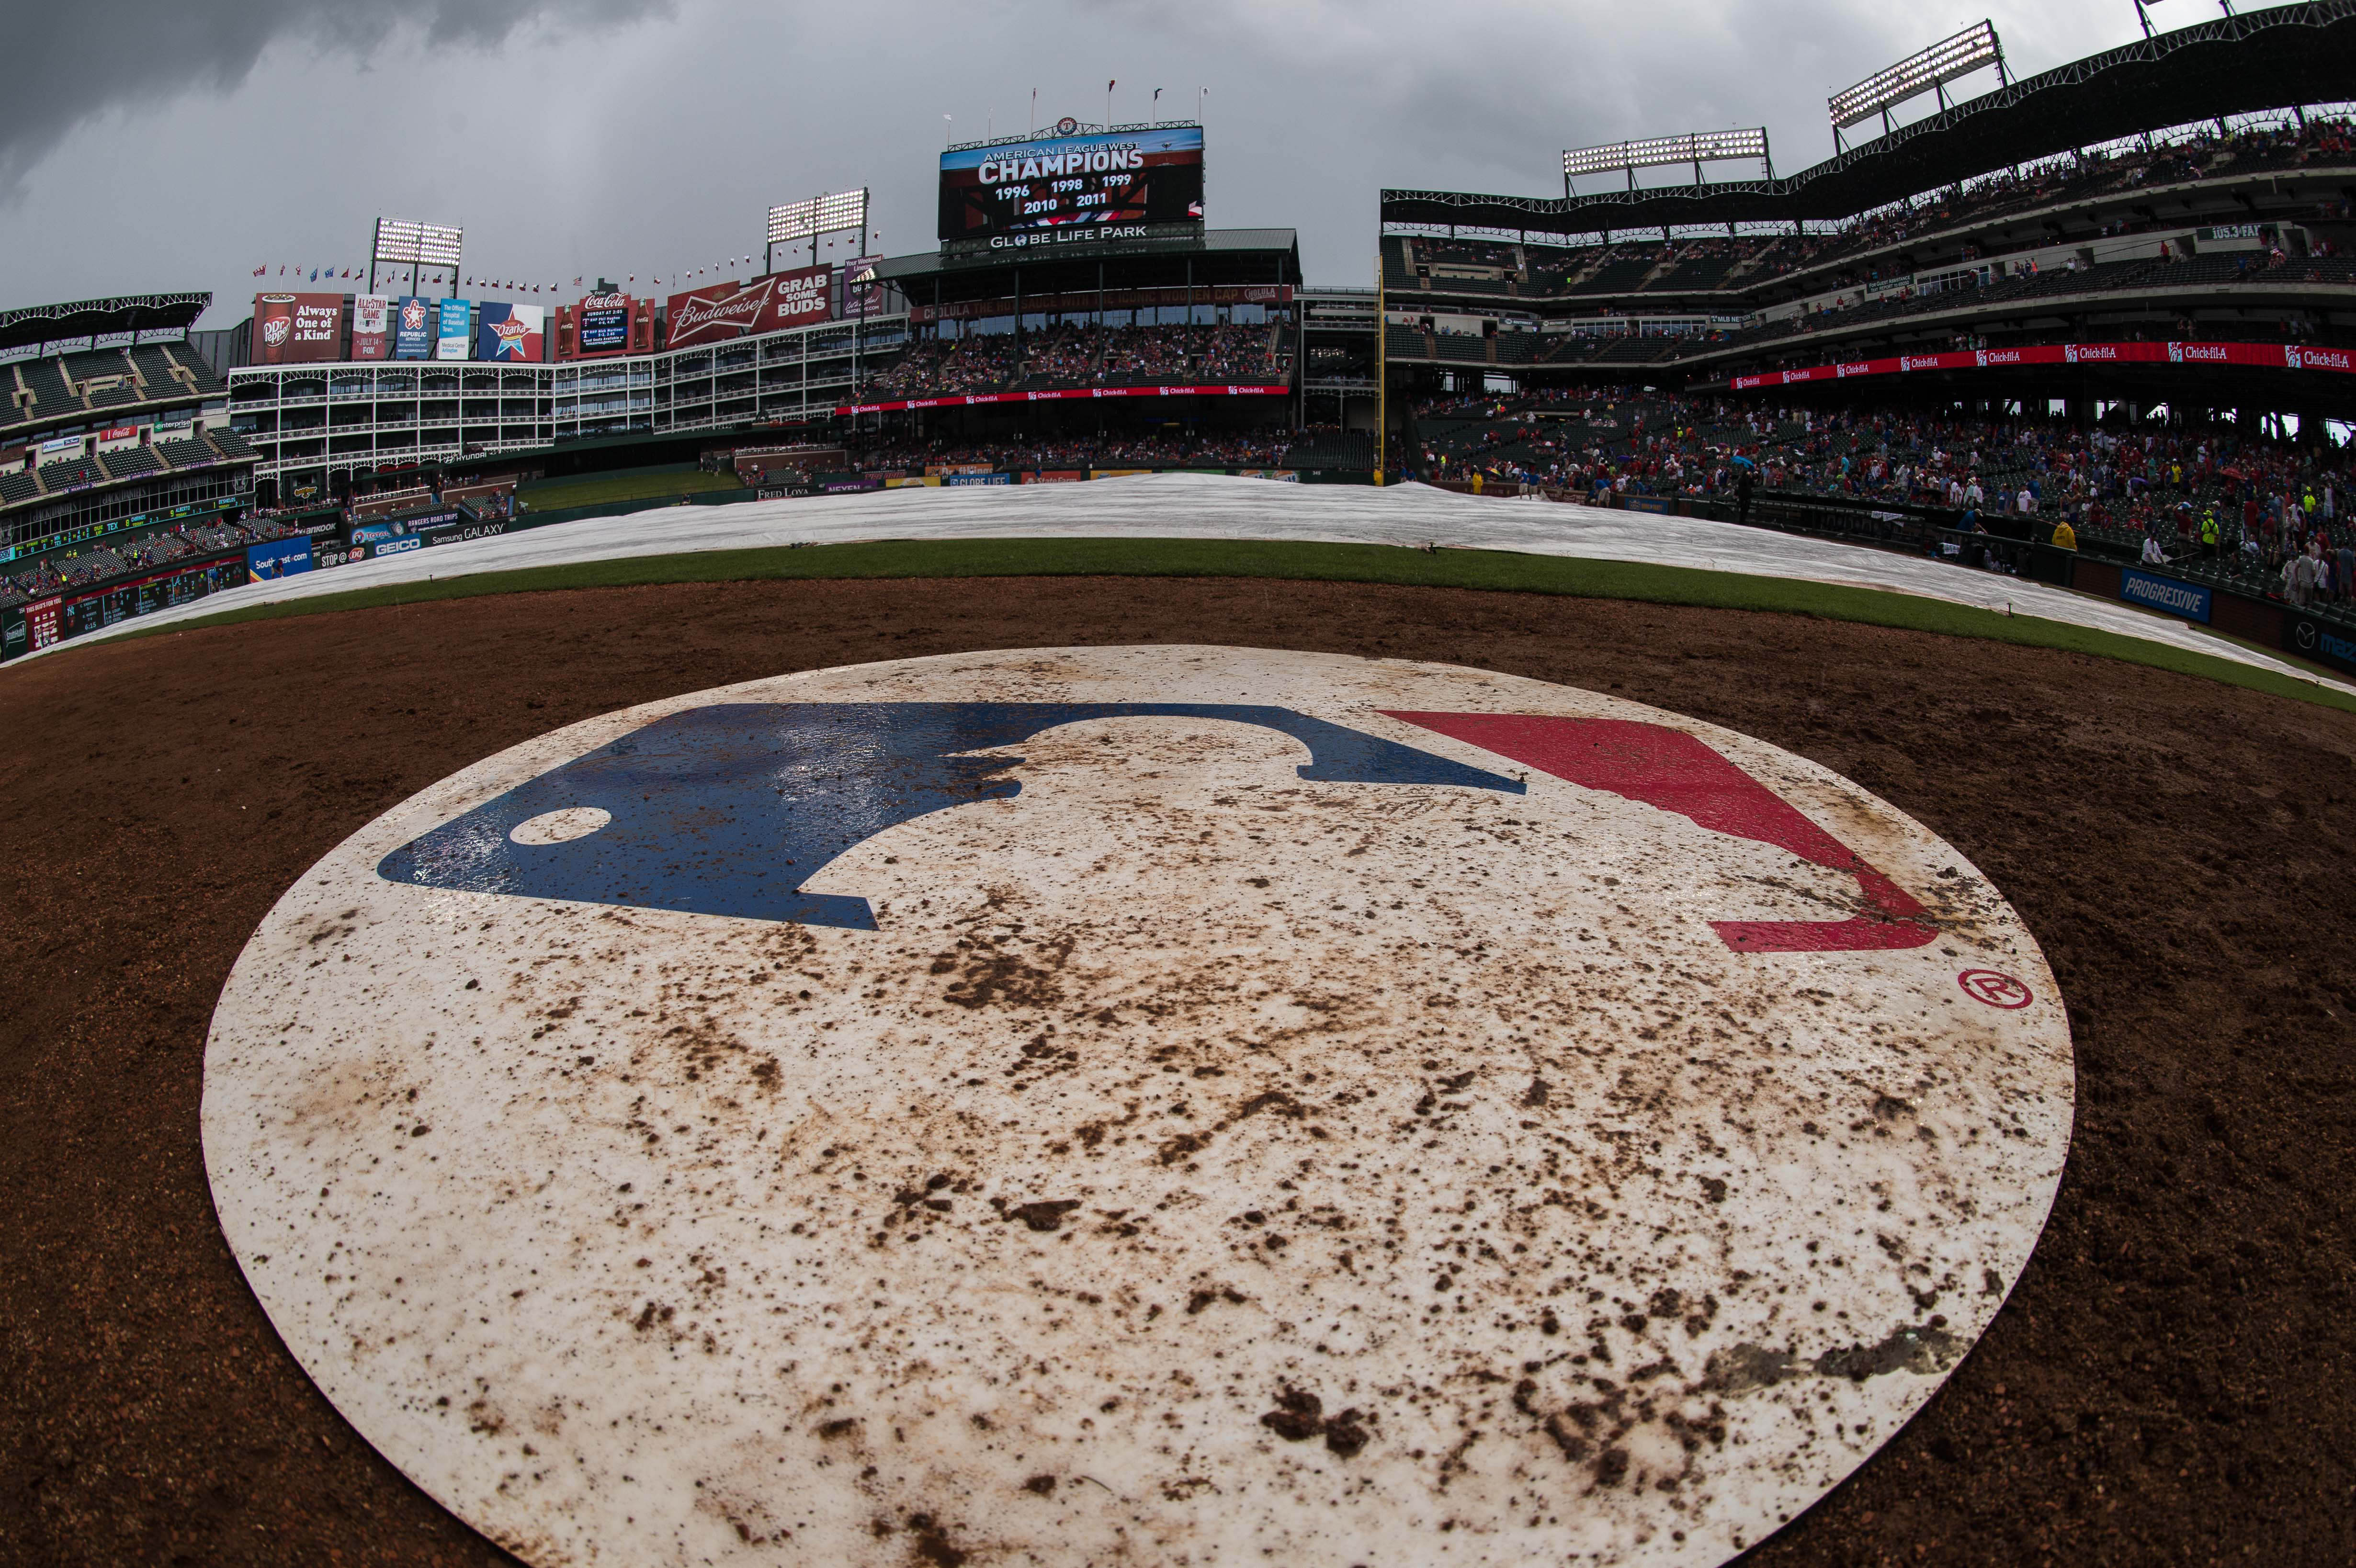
left=377, top=702, right=1524, bottom=929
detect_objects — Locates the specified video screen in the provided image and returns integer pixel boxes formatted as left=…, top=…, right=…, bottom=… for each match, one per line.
left=939, top=125, right=1203, bottom=241
left=577, top=302, right=630, bottom=354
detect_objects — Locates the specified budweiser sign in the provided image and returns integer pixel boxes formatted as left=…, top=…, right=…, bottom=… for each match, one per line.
left=665, top=265, right=832, bottom=349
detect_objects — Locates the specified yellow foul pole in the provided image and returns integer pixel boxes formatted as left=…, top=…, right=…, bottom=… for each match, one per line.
left=1374, top=249, right=1386, bottom=486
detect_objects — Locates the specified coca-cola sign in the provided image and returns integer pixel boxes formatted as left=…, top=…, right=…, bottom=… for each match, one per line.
left=664, top=265, right=832, bottom=350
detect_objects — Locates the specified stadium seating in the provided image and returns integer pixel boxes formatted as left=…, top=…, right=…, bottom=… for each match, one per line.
left=1405, top=385, right=2352, bottom=632
left=1569, top=255, right=1662, bottom=295
left=866, top=323, right=1283, bottom=401
left=40, top=456, right=101, bottom=491
left=156, top=437, right=215, bottom=468
left=0, top=469, right=41, bottom=505
left=19, top=360, right=81, bottom=422
left=167, top=345, right=227, bottom=394
left=1393, top=117, right=2356, bottom=321
left=1281, top=429, right=1375, bottom=470
left=130, top=344, right=188, bottom=394
left=100, top=446, right=161, bottom=481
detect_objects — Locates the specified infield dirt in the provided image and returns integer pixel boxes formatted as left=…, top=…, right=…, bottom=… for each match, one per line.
left=2, top=574, right=2351, bottom=1566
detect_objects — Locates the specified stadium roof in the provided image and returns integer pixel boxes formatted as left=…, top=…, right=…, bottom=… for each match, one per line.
left=1382, top=0, right=2356, bottom=237
left=0, top=292, right=212, bottom=355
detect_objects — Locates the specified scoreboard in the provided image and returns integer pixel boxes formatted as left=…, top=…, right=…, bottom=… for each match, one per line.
left=939, top=124, right=1203, bottom=242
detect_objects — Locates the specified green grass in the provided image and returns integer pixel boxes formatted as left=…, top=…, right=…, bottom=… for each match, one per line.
left=86, top=535, right=2356, bottom=715
left=515, top=466, right=742, bottom=512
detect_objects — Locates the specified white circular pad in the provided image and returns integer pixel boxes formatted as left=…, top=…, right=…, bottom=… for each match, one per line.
left=204, top=646, right=2072, bottom=1567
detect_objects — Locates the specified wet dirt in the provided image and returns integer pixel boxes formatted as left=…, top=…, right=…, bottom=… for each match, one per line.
left=1, top=574, right=2352, bottom=1565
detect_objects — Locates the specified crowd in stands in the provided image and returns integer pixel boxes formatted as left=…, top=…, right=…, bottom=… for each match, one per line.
left=1393, top=110, right=2356, bottom=305
left=1411, top=387, right=2355, bottom=613
left=866, top=323, right=1287, bottom=399
left=0, top=513, right=310, bottom=608
left=853, top=429, right=1301, bottom=473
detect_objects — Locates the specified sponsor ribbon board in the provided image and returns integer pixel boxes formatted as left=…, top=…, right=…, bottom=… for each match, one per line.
left=1727, top=339, right=2356, bottom=391
left=205, top=647, right=2071, bottom=1568
left=838, top=384, right=1291, bottom=416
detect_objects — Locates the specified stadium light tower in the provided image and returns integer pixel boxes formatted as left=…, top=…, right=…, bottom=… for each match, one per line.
left=371, top=218, right=464, bottom=298
left=766, top=189, right=870, bottom=273
left=1829, top=21, right=2007, bottom=152
left=1562, top=128, right=1773, bottom=196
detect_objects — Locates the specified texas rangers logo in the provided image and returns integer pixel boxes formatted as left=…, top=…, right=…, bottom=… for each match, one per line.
left=204, top=647, right=2072, bottom=1568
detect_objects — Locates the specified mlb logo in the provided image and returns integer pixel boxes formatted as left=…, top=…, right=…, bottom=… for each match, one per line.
left=206, top=647, right=2071, bottom=1568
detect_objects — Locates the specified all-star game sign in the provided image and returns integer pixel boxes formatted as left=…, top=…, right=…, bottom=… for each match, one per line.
left=204, top=647, right=2073, bottom=1567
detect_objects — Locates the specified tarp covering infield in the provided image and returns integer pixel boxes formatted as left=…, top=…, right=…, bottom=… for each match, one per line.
left=203, top=645, right=2074, bottom=1568
left=35, top=475, right=2353, bottom=699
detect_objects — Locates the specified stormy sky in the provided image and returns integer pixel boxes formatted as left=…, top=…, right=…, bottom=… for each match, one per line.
left=0, top=0, right=2179, bottom=329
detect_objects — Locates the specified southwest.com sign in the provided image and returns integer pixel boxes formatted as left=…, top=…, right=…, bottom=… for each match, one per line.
left=2118, top=567, right=2213, bottom=624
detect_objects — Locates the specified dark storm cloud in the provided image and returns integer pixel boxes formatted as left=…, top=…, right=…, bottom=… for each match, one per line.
left=0, top=0, right=671, bottom=195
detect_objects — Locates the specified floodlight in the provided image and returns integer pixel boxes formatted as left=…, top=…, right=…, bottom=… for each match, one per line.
left=1830, top=21, right=2002, bottom=130
left=768, top=190, right=870, bottom=246
left=1563, top=128, right=1769, bottom=180
left=373, top=217, right=464, bottom=268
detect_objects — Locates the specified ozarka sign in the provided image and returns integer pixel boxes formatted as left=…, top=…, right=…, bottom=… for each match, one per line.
left=204, top=646, right=2073, bottom=1568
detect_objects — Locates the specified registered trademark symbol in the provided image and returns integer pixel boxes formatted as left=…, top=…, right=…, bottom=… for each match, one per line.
left=1959, top=969, right=2034, bottom=1009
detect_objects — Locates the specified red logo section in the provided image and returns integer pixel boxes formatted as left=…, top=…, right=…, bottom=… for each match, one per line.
left=1384, top=712, right=1939, bottom=954
left=1958, top=970, right=2034, bottom=1009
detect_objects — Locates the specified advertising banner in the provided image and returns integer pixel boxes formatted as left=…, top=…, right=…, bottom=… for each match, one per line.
left=419, top=518, right=510, bottom=548
left=664, top=267, right=833, bottom=350
left=245, top=536, right=314, bottom=582
left=910, top=283, right=1292, bottom=324
left=1727, top=338, right=2356, bottom=391
left=838, top=384, right=1291, bottom=417
left=2284, top=609, right=2356, bottom=677
left=394, top=296, right=435, bottom=360
left=254, top=291, right=346, bottom=364
left=940, top=472, right=1013, bottom=486
left=567, top=293, right=640, bottom=358
left=476, top=302, right=546, bottom=362
left=436, top=298, right=473, bottom=361
left=939, top=124, right=1204, bottom=241
left=26, top=596, right=60, bottom=653
left=2118, top=567, right=2213, bottom=624
left=351, top=295, right=391, bottom=361
left=351, top=508, right=462, bottom=546
left=841, top=256, right=884, bottom=318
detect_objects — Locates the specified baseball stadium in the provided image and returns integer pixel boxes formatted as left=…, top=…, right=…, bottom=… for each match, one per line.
left=3, top=5, right=2354, bottom=1567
